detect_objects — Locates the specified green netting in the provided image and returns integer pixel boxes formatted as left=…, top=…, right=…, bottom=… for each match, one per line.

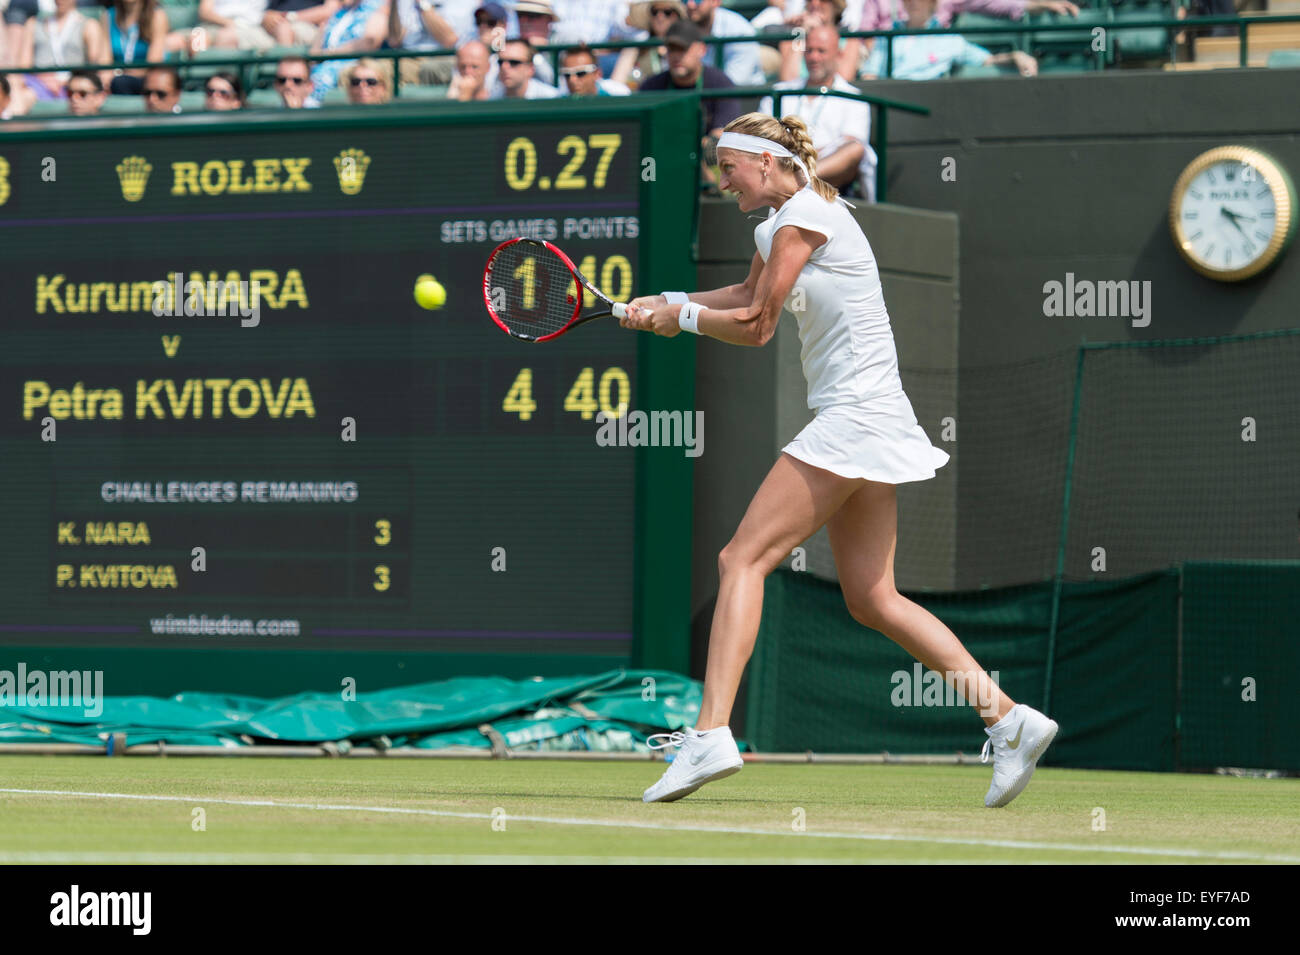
left=868, top=332, right=1300, bottom=592
left=0, top=668, right=711, bottom=753
left=748, top=562, right=1298, bottom=770
left=748, top=569, right=1049, bottom=757
left=1048, top=566, right=1178, bottom=771
left=1063, top=331, right=1300, bottom=580
left=1180, top=562, right=1300, bottom=771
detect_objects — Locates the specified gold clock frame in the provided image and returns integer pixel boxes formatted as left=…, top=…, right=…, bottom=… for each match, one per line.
left=1168, top=146, right=1296, bottom=282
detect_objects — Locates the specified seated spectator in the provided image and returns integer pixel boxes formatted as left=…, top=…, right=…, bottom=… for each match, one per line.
left=0, top=74, right=18, bottom=118
left=550, top=0, right=639, bottom=76
left=170, top=0, right=337, bottom=53
left=857, top=0, right=1079, bottom=37
left=447, top=37, right=490, bottom=99
left=343, top=54, right=391, bottom=101
left=3, top=0, right=40, bottom=70
left=638, top=18, right=740, bottom=139
left=560, top=44, right=628, bottom=96
left=262, top=0, right=336, bottom=47
left=760, top=23, right=875, bottom=200
left=305, top=0, right=387, bottom=106
left=489, top=36, right=558, bottom=98
left=99, top=0, right=169, bottom=95
left=512, top=0, right=557, bottom=84
left=685, top=0, right=763, bottom=87
left=612, top=0, right=682, bottom=88
left=551, top=0, right=633, bottom=46
left=641, top=17, right=741, bottom=190
left=16, top=0, right=104, bottom=104
left=777, top=0, right=862, bottom=81
left=204, top=69, right=246, bottom=108
left=387, top=0, right=479, bottom=86
left=273, top=54, right=316, bottom=106
left=1184, top=0, right=1236, bottom=38
left=142, top=64, right=181, bottom=111
left=472, top=2, right=507, bottom=52
left=750, top=0, right=799, bottom=32
left=66, top=68, right=108, bottom=114
left=860, top=0, right=1036, bottom=77
left=176, top=0, right=273, bottom=53
left=2, top=0, right=104, bottom=66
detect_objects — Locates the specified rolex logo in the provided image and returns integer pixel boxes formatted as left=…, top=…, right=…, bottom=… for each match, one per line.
left=116, top=155, right=152, bottom=202
left=333, top=148, right=370, bottom=196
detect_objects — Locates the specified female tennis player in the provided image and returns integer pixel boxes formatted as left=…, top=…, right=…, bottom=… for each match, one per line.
left=623, top=112, right=1058, bottom=807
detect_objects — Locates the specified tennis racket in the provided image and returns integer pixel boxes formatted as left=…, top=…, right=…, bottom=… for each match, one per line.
left=483, top=238, right=628, bottom=343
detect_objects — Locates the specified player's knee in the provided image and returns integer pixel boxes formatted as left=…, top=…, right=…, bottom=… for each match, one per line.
left=845, top=589, right=897, bottom=632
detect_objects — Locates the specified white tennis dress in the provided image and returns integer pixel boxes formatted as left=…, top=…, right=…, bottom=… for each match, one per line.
left=755, top=184, right=950, bottom=484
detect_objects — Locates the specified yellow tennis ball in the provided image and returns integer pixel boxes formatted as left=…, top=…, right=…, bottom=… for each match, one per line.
left=414, top=275, right=446, bottom=310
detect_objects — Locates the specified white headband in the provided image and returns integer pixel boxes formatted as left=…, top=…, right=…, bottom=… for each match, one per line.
left=716, top=131, right=810, bottom=185
left=716, top=130, right=857, bottom=209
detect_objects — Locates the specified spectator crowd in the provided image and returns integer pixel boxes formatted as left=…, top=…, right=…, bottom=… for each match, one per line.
left=2, top=0, right=1208, bottom=197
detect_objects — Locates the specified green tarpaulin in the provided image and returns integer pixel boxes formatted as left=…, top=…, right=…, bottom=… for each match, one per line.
left=0, top=669, right=723, bottom=753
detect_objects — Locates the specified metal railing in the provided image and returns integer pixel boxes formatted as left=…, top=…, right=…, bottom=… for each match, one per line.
left=4, top=12, right=1297, bottom=92
left=3, top=13, right=1294, bottom=196
left=833, top=13, right=1300, bottom=71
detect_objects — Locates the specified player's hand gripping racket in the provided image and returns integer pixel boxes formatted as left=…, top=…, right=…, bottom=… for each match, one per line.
left=483, top=238, right=628, bottom=342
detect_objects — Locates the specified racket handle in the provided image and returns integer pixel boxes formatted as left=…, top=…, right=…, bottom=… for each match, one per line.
left=612, top=303, right=627, bottom=319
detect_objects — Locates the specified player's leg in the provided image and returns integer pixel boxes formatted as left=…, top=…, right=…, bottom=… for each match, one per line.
left=826, top=480, right=1058, bottom=807
left=642, top=453, right=861, bottom=803
left=826, top=479, right=1012, bottom=725
left=696, top=452, right=865, bottom=730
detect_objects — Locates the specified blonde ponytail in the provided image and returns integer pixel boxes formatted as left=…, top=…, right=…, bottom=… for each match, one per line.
left=721, top=112, right=840, bottom=203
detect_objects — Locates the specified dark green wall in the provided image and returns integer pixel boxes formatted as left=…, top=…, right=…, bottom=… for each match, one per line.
left=870, top=69, right=1300, bottom=589
left=871, top=69, right=1300, bottom=364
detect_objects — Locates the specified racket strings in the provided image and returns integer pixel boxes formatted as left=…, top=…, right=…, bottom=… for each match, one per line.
left=486, top=243, right=580, bottom=339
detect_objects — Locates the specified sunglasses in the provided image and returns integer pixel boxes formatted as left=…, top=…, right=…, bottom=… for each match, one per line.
left=350, top=76, right=381, bottom=87
left=143, top=88, right=172, bottom=98
left=650, top=6, right=679, bottom=15
left=560, top=64, right=597, bottom=77
left=274, top=74, right=307, bottom=84
left=205, top=86, right=235, bottom=97
left=497, top=57, right=529, bottom=66
left=475, top=16, right=500, bottom=25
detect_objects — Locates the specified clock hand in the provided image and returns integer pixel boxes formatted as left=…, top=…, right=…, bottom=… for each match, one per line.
left=1220, top=206, right=1248, bottom=238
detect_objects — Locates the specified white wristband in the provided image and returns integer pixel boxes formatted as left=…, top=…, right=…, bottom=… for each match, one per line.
left=663, top=291, right=690, bottom=305
left=678, top=301, right=703, bottom=335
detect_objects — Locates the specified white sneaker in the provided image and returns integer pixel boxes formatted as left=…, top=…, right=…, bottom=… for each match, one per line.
left=980, top=704, right=1058, bottom=808
left=642, top=726, right=744, bottom=803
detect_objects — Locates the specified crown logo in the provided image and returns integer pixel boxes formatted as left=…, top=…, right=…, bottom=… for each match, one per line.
left=116, top=155, right=152, bottom=202
left=333, top=148, right=371, bottom=196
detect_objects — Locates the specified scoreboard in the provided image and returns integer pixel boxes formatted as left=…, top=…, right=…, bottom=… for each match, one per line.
left=0, top=99, right=698, bottom=683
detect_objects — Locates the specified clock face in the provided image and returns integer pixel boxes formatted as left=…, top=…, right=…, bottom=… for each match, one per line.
left=1170, top=147, right=1296, bottom=281
left=1176, top=161, right=1277, bottom=272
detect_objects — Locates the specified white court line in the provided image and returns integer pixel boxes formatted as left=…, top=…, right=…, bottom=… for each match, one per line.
left=0, top=851, right=858, bottom=865
left=2, top=787, right=1295, bottom=862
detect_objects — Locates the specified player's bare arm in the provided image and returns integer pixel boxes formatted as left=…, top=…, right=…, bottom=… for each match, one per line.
left=628, top=226, right=822, bottom=345
left=625, top=249, right=764, bottom=323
